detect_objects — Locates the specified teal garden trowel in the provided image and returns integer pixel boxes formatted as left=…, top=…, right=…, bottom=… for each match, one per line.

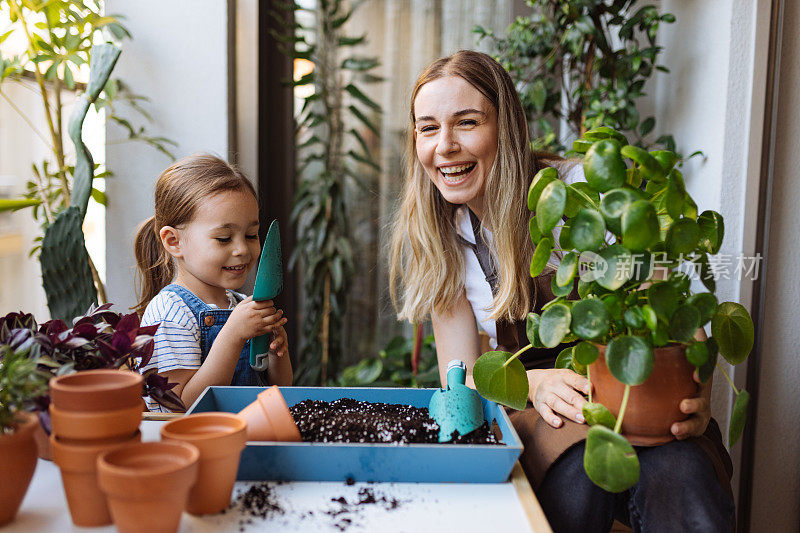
left=249, top=220, right=283, bottom=372
left=428, top=359, right=484, bottom=442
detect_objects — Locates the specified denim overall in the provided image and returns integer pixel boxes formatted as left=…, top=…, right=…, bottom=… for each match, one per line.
left=163, top=284, right=266, bottom=386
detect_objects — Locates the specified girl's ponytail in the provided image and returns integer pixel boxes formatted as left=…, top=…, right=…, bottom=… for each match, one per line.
left=133, top=216, right=173, bottom=316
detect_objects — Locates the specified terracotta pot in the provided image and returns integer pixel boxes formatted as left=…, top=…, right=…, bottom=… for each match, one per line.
left=49, top=403, right=141, bottom=441
left=50, top=369, right=143, bottom=412
left=237, top=386, right=301, bottom=442
left=0, top=412, right=39, bottom=526
left=51, top=430, right=142, bottom=527
left=97, top=441, right=199, bottom=533
left=590, top=344, right=698, bottom=445
left=33, top=417, right=53, bottom=461
left=160, top=412, right=247, bottom=515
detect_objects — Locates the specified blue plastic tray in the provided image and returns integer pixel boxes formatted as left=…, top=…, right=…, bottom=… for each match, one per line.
left=187, top=386, right=523, bottom=483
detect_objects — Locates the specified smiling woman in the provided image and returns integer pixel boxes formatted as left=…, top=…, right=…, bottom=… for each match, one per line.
left=389, top=50, right=734, bottom=532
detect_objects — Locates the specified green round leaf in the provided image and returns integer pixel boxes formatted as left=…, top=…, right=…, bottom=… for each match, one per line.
left=573, top=139, right=593, bottom=154
left=686, top=293, right=718, bottom=326
left=606, top=335, right=654, bottom=385
left=528, top=216, right=542, bottom=244
left=584, top=126, right=628, bottom=146
left=582, top=402, right=616, bottom=429
left=669, top=304, right=701, bottom=343
left=596, top=244, right=634, bottom=290
left=665, top=171, right=686, bottom=219
left=557, top=252, right=579, bottom=287
left=526, top=312, right=543, bottom=348
left=551, top=272, right=573, bottom=297
left=584, top=139, right=626, bottom=193
left=686, top=341, right=709, bottom=367
left=574, top=341, right=599, bottom=366
left=651, top=322, right=670, bottom=347
left=584, top=425, right=640, bottom=493
left=649, top=150, right=678, bottom=178
left=565, top=182, right=600, bottom=218
left=602, top=293, right=623, bottom=321
left=698, top=337, right=719, bottom=383
left=571, top=299, right=611, bottom=340
left=560, top=223, right=574, bottom=250
left=711, top=302, right=754, bottom=365
left=570, top=208, right=606, bottom=251
left=540, top=303, right=572, bottom=348
left=577, top=278, right=595, bottom=299
left=697, top=210, right=724, bottom=254
left=621, top=145, right=665, bottom=181
left=600, top=188, right=640, bottom=236
left=668, top=271, right=691, bottom=293
left=537, top=179, right=567, bottom=233
left=623, top=307, right=645, bottom=329
left=647, top=282, right=678, bottom=321
left=555, top=345, right=585, bottom=375
left=473, top=351, right=529, bottom=411
left=528, top=167, right=558, bottom=211
left=530, top=237, right=554, bottom=277
left=666, top=218, right=700, bottom=256
left=641, top=304, right=658, bottom=330
left=728, top=390, right=750, bottom=446
left=621, top=200, right=659, bottom=251
left=694, top=252, right=716, bottom=292
left=630, top=252, right=654, bottom=282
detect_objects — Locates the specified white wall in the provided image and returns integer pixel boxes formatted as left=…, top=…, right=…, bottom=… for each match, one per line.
left=105, top=0, right=232, bottom=312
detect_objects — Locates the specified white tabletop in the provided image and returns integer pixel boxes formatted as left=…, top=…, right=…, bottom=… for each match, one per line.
left=8, top=421, right=552, bottom=532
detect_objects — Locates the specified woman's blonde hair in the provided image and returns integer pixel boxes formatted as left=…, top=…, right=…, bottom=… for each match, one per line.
left=390, top=49, right=546, bottom=324
left=133, top=153, right=257, bottom=315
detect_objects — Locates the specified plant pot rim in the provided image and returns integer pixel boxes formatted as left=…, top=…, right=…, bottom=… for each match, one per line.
left=160, top=412, right=246, bottom=442
left=51, top=430, right=142, bottom=470
left=98, top=441, right=200, bottom=479
left=50, top=369, right=142, bottom=396
left=1, top=411, right=38, bottom=439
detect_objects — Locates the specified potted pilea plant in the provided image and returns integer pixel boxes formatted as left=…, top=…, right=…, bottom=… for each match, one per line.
left=473, top=126, right=754, bottom=493
left=0, top=326, right=51, bottom=524
left=0, top=305, right=185, bottom=439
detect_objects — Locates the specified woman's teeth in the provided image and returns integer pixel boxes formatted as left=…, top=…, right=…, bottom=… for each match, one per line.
left=439, top=163, right=476, bottom=183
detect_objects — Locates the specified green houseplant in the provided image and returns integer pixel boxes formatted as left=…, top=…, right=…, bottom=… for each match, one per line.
left=0, top=324, right=50, bottom=524
left=473, top=126, right=754, bottom=493
left=0, top=1, right=174, bottom=321
left=475, top=0, right=677, bottom=152
left=275, top=0, right=382, bottom=385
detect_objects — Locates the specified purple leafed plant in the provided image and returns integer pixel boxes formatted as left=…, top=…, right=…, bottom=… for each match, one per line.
left=0, top=304, right=185, bottom=429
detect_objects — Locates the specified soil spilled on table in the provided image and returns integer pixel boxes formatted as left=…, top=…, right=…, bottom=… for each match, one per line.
left=289, top=397, right=501, bottom=445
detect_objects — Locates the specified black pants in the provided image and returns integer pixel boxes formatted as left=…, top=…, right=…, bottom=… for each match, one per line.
left=537, top=439, right=735, bottom=533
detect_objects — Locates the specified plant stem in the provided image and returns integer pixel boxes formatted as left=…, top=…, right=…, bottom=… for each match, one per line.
left=716, top=362, right=739, bottom=395
left=613, top=384, right=630, bottom=434
left=9, top=1, right=69, bottom=201
left=87, top=255, right=107, bottom=304
left=503, top=343, right=533, bottom=368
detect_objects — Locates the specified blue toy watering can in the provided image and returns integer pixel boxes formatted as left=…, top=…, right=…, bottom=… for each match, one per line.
left=428, top=359, right=484, bottom=442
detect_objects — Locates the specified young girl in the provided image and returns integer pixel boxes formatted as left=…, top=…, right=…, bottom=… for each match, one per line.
left=134, top=154, right=292, bottom=412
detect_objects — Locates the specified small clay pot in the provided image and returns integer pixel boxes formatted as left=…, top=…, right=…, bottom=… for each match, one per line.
left=49, top=403, right=141, bottom=441
left=160, top=412, right=247, bottom=515
left=50, top=369, right=143, bottom=412
left=237, top=386, right=301, bottom=442
left=0, top=412, right=39, bottom=526
left=51, top=430, right=142, bottom=527
left=590, top=344, right=698, bottom=445
left=97, top=441, right=199, bottom=533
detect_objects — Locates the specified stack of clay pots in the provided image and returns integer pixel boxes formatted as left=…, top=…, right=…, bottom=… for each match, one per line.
left=48, top=369, right=144, bottom=527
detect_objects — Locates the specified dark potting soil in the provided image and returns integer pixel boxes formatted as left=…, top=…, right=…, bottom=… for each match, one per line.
left=289, top=397, right=501, bottom=445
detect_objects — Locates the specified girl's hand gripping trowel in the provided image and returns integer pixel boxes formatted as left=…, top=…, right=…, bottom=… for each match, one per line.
left=428, top=359, right=484, bottom=442
left=249, top=220, right=283, bottom=372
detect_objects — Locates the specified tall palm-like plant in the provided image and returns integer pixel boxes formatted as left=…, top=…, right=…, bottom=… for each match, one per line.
left=274, top=0, right=381, bottom=385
